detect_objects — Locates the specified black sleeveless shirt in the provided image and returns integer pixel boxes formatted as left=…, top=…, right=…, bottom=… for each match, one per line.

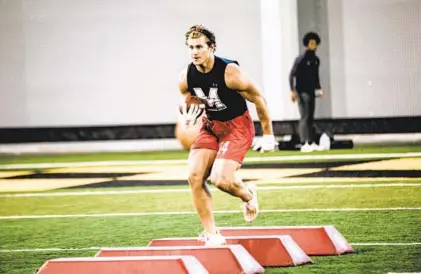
left=186, top=56, right=248, bottom=121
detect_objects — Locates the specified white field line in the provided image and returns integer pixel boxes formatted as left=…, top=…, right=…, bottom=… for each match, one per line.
left=1, top=207, right=420, bottom=220
left=0, top=247, right=103, bottom=252
left=1, top=242, right=421, bottom=253
left=351, top=243, right=421, bottom=246
left=1, top=152, right=421, bottom=170
left=2, top=183, right=420, bottom=198
left=387, top=273, right=421, bottom=274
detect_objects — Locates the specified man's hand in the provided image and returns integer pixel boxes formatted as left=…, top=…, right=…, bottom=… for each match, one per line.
left=252, top=135, right=278, bottom=153
left=181, top=103, right=204, bottom=127
left=315, top=89, right=324, bottom=97
left=290, top=91, right=297, bottom=102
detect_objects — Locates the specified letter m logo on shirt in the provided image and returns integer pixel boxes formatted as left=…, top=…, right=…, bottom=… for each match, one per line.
left=193, top=87, right=227, bottom=111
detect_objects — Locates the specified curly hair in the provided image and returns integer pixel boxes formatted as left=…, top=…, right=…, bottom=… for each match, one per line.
left=303, top=32, right=321, bottom=47
left=185, top=24, right=216, bottom=50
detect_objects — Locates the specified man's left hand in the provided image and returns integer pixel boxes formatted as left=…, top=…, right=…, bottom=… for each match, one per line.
left=252, top=135, right=278, bottom=153
left=315, top=89, right=324, bottom=97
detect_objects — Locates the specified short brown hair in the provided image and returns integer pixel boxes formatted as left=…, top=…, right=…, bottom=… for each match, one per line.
left=185, top=24, right=216, bottom=49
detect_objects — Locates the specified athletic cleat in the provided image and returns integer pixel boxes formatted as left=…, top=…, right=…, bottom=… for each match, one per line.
left=243, top=183, right=259, bottom=222
left=300, top=142, right=314, bottom=153
left=198, top=230, right=227, bottom=247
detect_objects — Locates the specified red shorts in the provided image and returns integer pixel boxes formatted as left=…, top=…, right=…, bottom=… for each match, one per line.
left=191, top=111, right=255, bottom=164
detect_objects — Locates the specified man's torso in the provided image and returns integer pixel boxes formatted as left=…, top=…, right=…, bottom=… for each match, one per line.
left=295, top=51, right=319, bottom=92
left=187, top=56, right=248, bottom=121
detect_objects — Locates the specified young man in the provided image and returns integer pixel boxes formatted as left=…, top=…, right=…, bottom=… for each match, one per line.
left=179, top=25, right=277, bottom=246
left=289, top=32, right=324, bottom=152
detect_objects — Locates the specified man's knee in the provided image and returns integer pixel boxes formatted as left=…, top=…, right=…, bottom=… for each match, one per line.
left=188, top=172, right=206, bottom=190
left=210, top=173, right=241, bottom=191
left=210, top=174, right=229, bottom=189
left=299, top=107, right=310, bottom=120
left=300, top=114, right=309, bottom=123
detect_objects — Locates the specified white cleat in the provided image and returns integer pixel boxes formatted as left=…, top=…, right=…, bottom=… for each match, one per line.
left=243, top=183, right=259, bottom=222
left=198, top=230, right=227, bottom=247
left=300, top=143, right=314, bottom=153
left=311, top=142, right=325, bottom=151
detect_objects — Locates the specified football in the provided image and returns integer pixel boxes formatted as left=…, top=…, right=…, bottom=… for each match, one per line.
left=179, top=95, right=205, bottom=116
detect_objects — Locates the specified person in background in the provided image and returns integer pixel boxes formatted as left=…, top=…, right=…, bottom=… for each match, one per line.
left=289, top=32, right=324, bottom=152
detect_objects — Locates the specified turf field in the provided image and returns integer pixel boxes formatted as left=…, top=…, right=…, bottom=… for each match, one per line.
left=0, top=144, right=420, bottom=273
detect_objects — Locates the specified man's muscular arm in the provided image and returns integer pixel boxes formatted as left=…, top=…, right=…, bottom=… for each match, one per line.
left=179, top=67, right=190, bottom=98
left=224, top=63, right=273, bottom=135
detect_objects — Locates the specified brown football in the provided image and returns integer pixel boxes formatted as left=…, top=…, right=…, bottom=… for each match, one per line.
left=179, top=95, right=205, bottom=116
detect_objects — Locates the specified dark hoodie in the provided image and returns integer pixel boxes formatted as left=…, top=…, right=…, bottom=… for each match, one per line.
left=289, top=50, right=321, bottom=93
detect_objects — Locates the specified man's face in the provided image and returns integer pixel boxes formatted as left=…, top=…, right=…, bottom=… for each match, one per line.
left=186, top=36, right=213, bottom=65
left=307, top=39, right=318, bottom=51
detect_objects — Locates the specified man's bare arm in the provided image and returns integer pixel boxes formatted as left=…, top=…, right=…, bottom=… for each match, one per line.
left=225, top=63, right=273, bottom=135
left=179, top=67, right=191, bottom=98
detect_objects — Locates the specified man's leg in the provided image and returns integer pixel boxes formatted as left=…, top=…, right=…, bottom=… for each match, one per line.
left=206, top=111, right=257, bottom=222
left=209, top=159, right=252, bottom=202
left=307, top=95, right=316, bottom=143
left=208, top=132, right=257, bottom=222
left=209, top=158, right=257, bottom=222
left=187, top=148, right=217, bottom=234
left=298, top=93, right=311, bottom=144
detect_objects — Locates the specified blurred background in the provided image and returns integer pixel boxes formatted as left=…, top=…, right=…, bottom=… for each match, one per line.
left=0, top=0, right=420, bottom=153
